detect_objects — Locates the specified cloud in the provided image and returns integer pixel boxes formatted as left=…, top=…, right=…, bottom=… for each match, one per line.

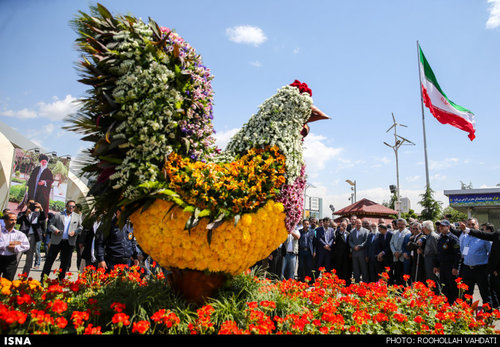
left=213, top=128, right=240, bottom=150
left=486, top=0, right=500, bottom=29
left=37, top=95, right=80, bottom=121
left=303, top=134, right=342, bottom=176
left=249, top=60, right=263, bottom=68
left=0, top=94, right=79, bottom=121
left=406, top=175, right=420, bottom=183
left=226, top=25, right=267, bottom=46
left=429, top=158, right=459, bottom=170
left=0, top=107, right=37, bottom=119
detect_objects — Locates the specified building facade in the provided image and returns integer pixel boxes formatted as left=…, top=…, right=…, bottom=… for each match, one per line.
left=444, top=188, right=500, bottom=227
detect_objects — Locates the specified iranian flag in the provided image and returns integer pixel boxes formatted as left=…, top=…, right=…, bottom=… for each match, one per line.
left=418, top=45, right=476, bottom=141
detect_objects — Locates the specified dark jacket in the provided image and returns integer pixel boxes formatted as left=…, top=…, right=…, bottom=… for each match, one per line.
left=17, top=210, right=46, bottom=242
left=375, top=230, right=393, bottom=260
left=435, top=232, right=461, bottom=269
left=95, top=218, right=138, bottom=262
left=333, top=229, right=351, bottom=258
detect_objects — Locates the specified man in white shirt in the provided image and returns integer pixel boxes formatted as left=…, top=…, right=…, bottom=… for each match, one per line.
left=0, top=212, right=30, bottom=280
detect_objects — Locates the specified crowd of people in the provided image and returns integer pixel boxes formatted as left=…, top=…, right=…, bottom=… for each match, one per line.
left=2, top=200, right=500, bottom=310
left=0, top=200, right=155, bottom=284
left=254, top=214, right=500, bottom=310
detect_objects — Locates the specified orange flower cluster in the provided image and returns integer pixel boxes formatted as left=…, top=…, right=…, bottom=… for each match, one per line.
left=0, top=265, right=498, bottom=335
left=163, top=146, right=286, bottom=215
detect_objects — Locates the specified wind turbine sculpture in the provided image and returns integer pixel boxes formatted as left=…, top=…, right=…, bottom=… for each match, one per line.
left=384, top=113, right=415, bottom=216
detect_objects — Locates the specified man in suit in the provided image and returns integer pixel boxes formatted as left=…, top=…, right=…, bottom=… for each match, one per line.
left=314, top=217, right=335, bottom=274
left=332, top=220, right=351, bottom=284
left=41, top=200, right=82, bottom=282
left=421, top=220, right=441, bottom=293
left=365, top=222, right=379, bottom=282
left=26, top=154, right=54, bottom=214
left=390, top=218, right=411, bottom=285
left=349, top=218, right=369, bottom=282
left=16, top=200, right=46, bottom=276
left=297, top=219, right=315, bottom=282
left=375, top=224, right=393, bottom=282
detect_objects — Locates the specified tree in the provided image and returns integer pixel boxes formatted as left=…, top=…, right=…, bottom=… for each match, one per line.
left=401, top=209, right=418, bottom=221
left=418, top=187, right=442, bottom=221
left=441, top=206, right=468, bottom=223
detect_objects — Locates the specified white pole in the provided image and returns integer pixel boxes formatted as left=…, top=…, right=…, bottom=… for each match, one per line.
left=417, top=41, right=431, bottom=192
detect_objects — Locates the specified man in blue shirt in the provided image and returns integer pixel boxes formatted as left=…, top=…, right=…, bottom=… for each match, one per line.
left=459, top=220, right=493, bottom=309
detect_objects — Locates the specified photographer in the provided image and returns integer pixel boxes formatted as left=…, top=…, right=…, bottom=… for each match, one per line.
left=16, top=200, right=46, bottom=276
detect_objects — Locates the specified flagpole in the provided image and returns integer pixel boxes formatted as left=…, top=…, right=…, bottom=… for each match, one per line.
left=417, top=40, right=431, bottom=192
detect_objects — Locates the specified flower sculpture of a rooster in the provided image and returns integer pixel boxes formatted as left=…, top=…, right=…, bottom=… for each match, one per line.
left=67, top=4, right=329, bottom=303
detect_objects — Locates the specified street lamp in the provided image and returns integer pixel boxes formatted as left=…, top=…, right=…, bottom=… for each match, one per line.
left=345, top=179, right=356, bottom=203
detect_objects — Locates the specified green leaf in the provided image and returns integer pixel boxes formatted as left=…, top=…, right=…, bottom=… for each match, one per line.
left=97, top=155, right=122, bottom=164
left=206, top=229, right=213, bottom=245
left=97, top=4, right=113, bottom=20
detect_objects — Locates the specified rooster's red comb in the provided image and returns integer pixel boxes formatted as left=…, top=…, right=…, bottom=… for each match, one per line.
left=290, top=80, right=312, bottom=96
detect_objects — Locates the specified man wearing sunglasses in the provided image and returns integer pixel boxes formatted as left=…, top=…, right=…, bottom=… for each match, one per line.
left=40, top=200, right=82, bottom=282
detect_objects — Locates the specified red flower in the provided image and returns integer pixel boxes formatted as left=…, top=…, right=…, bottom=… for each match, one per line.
left=218, top=320, right=244, bottom=335
left=56, top=316, right=68, bottom=329
left=290, top=80, right=312, bottom=96
left=132, top=320, right=150, bottom=334
left=84, top=324, right=103, bottom=335
left=111, top=302, right=126, bottom=312
left=414, top=315, right=424, bottom=324
left=71, top=311, right=89, bottom=328
left=51, top=299, right=68, bottom=314
left=111, top=312, right=130, bottom=326
left=151, top=309, right=180, bottom=328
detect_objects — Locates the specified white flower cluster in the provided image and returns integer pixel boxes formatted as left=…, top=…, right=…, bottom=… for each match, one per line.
left=221, top=85, right=312, bottom=183
left=106, top=21, right=183, bottom=198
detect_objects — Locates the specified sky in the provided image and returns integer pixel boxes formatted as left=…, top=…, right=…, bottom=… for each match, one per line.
left=1, top=0, right=499, bottom=217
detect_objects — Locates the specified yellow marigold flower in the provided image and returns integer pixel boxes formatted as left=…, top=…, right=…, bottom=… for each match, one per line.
left=130, top=199, right=287, bottom=275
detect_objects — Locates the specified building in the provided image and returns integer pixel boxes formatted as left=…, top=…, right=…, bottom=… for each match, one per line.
left=399, top=197, right=411, bottom=214
left=444, top=188, right=500, bottom=227
left=304, top=196, right=322, bottom=219
left=333, top=198, right=398, bottom=224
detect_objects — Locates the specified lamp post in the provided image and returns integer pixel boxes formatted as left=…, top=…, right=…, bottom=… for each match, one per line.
left=345, top=179, right=356, bottom=203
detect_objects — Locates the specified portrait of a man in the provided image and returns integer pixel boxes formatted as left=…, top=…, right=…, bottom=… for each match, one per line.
left=26, top=154, right=54, bottom=213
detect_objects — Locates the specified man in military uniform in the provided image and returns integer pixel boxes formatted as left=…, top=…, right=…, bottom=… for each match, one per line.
left=95, top=209, right=139, bottom=272
left=433, top=219, right=461, bottom=304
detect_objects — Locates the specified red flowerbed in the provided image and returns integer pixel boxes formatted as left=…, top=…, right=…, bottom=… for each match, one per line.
left=0, top=265, right=498, bottom=335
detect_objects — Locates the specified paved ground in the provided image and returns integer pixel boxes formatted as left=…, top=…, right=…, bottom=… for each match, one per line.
left=12, top=251, right=500, bottom=331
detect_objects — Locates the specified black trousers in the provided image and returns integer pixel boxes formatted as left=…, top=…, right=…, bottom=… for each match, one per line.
left=0, top=254, right=18, bottom=281
left=462, top=264, right=492, bottom=307
left=490, top=272, right=500, bottom=309
left=439, top=265, right=458, bottom=304
left=41, top=240, right=75, bottom=281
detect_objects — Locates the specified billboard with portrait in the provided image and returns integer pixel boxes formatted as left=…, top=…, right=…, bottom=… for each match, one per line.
left=8, top=149, right=71, bottom=213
